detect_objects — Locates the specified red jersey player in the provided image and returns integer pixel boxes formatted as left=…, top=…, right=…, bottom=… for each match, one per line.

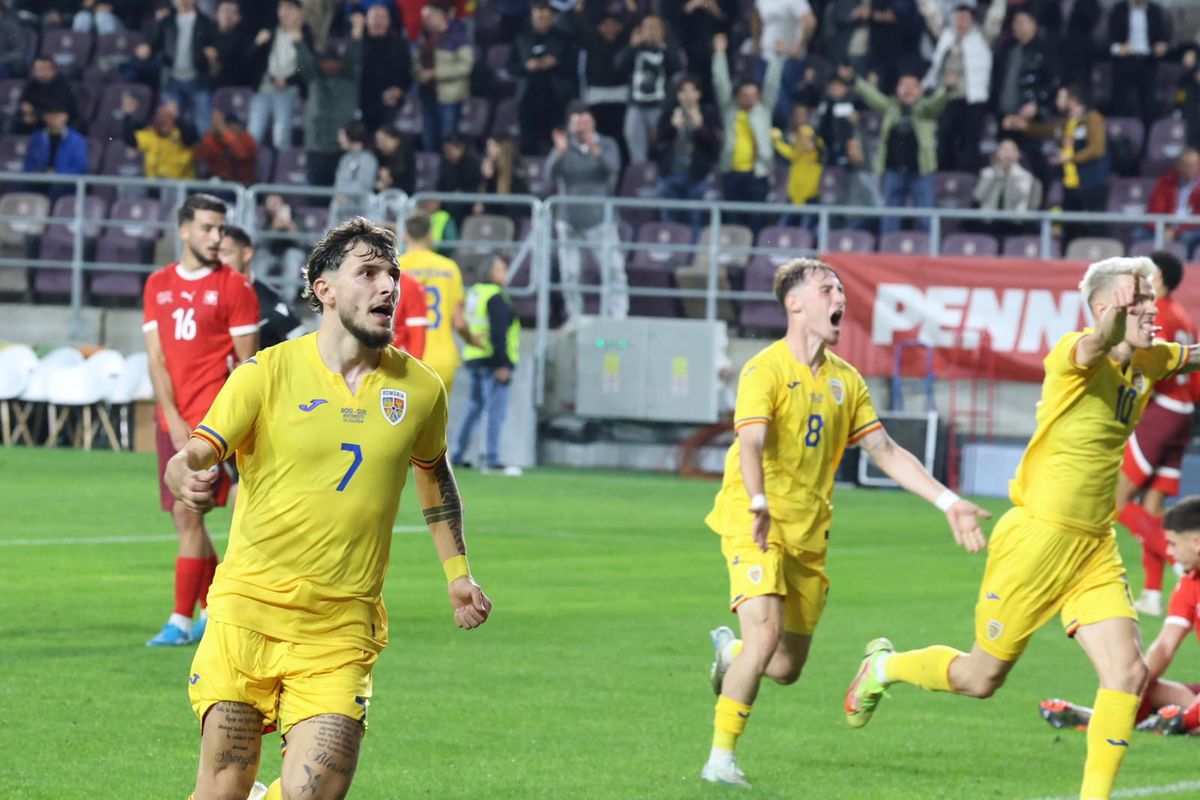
left=1042, top=495, right=1200, bottom=736
left=1117, top=250, right=1199, bottom=615
left=142, top=194, right=259, bottom=647
left=391, top=270, right=428, bottom=358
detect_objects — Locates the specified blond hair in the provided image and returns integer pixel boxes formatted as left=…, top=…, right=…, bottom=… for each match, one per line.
left=773, top=258, right=839, bottom=308
left=1078, top=256, right=1157, bottom=307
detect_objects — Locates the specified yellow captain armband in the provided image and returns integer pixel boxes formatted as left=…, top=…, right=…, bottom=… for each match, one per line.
left=442, top=555, right=471, bottom=583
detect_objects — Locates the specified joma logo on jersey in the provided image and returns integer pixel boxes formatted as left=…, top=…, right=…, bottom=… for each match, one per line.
left=381, top=389, right=407, bottom=425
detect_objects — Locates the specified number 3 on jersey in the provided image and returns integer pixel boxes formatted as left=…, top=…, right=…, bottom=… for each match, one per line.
left=425, top=286, right=443, bottom=330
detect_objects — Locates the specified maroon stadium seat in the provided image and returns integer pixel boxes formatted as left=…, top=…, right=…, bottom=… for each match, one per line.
left=40, top=30, right=94, bottom=78
left=1002, top=235, right=1061, bottom=259
left=933, top=171, right=977, bottom=209
left=35, top=194, right=109, bottom=298
left=457, top=96, right=491, bottom=141
left=1106, top=116, right=1146, bottom=159
left=91, top=83, right=154, bottom=141
left=271, top=148, right=308, bottom=186
left=879, top=230, right=931, bottom=254
left=0, top=135, right=28, bottom=173
left=941, top=233, right=998, bottom=257
left=1129, top=239, right=1186, bottom=260
left=739, top=255, right=786, bottom=333
left=826, top=228, right=876, bottom=253
left=256, top=145, right=275, bottom=183
left=756, top=225, right=813, bottom=265
left=524, top=155, right=551, bottom=197
left=629, top=221, right=693, bottom=270
left=394, top=94, right=421, bottom=139
left=93, top=31, right=145, bottom=73
left=490, top=97, right=519, bottom=140
left=414, top=151, right=439, bottom=192
left=1145, top=117, right=1188, bottom=175
left=213, top=87, right=253, bottom=122
left=626, top=258, right=678, bottom=318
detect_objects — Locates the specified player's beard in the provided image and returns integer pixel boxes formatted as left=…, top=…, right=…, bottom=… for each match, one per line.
left=340, top=305, right=392, bottom=350
left=187, top=241, right=219, bottom=269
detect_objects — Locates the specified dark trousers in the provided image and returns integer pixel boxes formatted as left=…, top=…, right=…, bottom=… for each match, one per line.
left=720, top=171, right=769, bottom=232
left=518, top=89, right=563, bottom=156
left=937, top=99, right=987, bottom=173
left=306, top=150, right=340, bottom=187
left=1111, top=55, right=1159, bottom=126
left=1063, top=184, right=1109, bottom=244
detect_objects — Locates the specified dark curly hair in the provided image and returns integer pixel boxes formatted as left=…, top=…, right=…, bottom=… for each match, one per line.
left=302, top=217, right=398, bottom=313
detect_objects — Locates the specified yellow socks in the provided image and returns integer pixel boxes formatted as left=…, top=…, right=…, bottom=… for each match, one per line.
left=882, top=645, right=964, bottom=693
left=1081, top=689, right=1138, bottom=799
left=713, top=695, right=752, bottom=752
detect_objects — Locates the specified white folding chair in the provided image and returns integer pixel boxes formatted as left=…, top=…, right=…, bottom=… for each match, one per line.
left=0, top=344, right=37, bottom=445
left=46, top=361, right=121, bottom=451
left=108, top=352, right=152, bottom=450
left=20, top=347, right=83, bottom=447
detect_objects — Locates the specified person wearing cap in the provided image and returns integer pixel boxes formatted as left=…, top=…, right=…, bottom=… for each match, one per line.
left=194, top=108, right=258, bottom=186
left=922, top=0, right=992, bottom=173
left=24, top=103, right=88, bottom=201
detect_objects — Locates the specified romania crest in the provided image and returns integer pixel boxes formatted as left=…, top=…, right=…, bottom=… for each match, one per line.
left=380, top=389, right=406, bottom=425
left=830, top=378, right=845, bottom=405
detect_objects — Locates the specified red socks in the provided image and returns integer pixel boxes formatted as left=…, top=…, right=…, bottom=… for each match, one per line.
left=1185, top=698, right=1200, bottom=733
left=198, top=555, right=219, bottom=609
left=1118, top=503, right=1174, bottom=592
left=173, top=557, right=207, bottom=617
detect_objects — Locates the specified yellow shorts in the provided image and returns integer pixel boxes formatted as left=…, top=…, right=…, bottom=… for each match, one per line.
left=975, top=508, right=1136, bottom=661
left=188, top=619, right=377, bottom=737
left=721, top=537, right=829, bottom=635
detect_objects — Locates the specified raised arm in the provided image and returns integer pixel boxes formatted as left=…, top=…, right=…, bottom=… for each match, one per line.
left=1074, top=276, right=1138, bottom=368
left=413, top=455, right=492, bottom=629
left=857, top=427, right=990, bottom=552
left=853, top=75, right=891, bottom=113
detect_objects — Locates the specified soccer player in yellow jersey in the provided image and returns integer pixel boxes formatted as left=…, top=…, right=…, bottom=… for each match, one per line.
left=701, top=259, right=990, bottom=788
left=398, top=212, right=470, bottom=395
left=845, top=257, right=1200, bottom=800
left=164, top=218, right=492, bottom=800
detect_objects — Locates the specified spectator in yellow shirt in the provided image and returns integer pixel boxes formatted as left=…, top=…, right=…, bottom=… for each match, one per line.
left=122, top=95, right=197, bottom=180
left=771, top=105, right=824, bottom=227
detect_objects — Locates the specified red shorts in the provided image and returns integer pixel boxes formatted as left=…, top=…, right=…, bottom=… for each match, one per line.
left=155, top=426, right=234, bottom=512
left=1122, top=399, right=1194, bottom=497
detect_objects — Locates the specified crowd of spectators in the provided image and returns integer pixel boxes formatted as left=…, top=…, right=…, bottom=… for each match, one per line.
left=6, top=0, right=1200, bottom=262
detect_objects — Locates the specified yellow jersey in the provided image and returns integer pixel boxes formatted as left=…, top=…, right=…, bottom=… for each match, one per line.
left=399, top=248, right=465, bottom=378
left=191, top=333, right=448, bottom=653
left=1010, top=331, right=1188, bottom=534
left=706, top=340, right=881, bottom=550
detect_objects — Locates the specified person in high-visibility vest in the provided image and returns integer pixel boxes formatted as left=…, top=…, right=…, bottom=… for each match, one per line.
left=452, top=253, right=521, bottom=474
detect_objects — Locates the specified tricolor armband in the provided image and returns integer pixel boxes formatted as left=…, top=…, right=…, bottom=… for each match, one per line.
left=442, top=555, right=471, bottom=583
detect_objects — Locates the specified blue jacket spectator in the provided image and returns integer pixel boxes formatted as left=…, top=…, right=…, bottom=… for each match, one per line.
left=24, top=106, right=87, bottom=201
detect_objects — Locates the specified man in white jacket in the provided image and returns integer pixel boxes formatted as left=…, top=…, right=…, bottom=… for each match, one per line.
left=923, top=1, right=992, bottom=172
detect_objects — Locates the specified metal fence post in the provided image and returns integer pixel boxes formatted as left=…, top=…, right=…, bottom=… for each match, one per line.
left=534, top=198, right=553, bottom=409
left=705, top=204, right=721, bottom=321
left=67, top=177, right=86, bottom=341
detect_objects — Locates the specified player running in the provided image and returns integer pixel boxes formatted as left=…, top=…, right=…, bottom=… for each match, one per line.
left=1043, top=494, right=1200, bottom=737
left=846, top=257, right=1200, bottom=800
left=701, top=258, right=989, bottom=788
left=143, top=193, right=259, bottom=647
left=167, top=217, right=491, bottom=800
left=398, top=213, right=469, bottom=394
left=1115, top=250, right=1198, bottom=616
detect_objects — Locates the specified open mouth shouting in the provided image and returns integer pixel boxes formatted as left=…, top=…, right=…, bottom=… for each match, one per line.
left=369, top=301, right=395, bottom=324
left=830, top=308, right=845, bottom=329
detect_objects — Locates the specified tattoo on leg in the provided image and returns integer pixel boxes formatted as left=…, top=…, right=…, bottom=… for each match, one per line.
left=209, top=702, right=261, bottom=772
left=299, top=764, right=320, bottom=796
left=426, top=458, right=465, bottom=555
left=302, top=715, right=361, bottom=780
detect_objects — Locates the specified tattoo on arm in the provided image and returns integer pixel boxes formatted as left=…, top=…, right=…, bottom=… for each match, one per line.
left=424, top=458, right=465, bottom=555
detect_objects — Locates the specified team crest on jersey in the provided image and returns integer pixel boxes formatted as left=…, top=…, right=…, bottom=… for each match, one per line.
left=204, top=290, right=219, bottom=306
left=156, top=290, right=173, bottom=304
left=380, top=388, right=407, bottom=425
left=747, top=565, right=763, bottom=584
left=830, top=379, right=845, bottom=405
left=1130, top=369, right=1146, bottom=394
left=986, top=619, right=1004, bottom=641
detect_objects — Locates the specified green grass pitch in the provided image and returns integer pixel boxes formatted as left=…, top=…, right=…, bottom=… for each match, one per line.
left=1, top=448, right=1197, bottom=799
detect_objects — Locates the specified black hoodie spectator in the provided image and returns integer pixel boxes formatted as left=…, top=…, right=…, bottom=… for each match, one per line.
left=509, top=1, right=577, bottom=155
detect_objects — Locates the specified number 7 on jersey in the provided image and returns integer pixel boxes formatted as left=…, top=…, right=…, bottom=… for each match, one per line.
left=338, top=443, right=363, bottom=491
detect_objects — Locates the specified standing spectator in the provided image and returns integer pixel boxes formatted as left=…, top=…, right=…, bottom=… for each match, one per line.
left=831, top=137, right=883, bottom=228
left=712, top=34, right=783, bottom=231
left=414, top=4, right=474, bottom=153
left=24, top=104, right=88, bottom=201
left=991, top=10, right=1056, bottom=184
left=868, top=0, right=924, bottom=94
left=14, top=57, right=79, bottom=135
left=972, top=138, right=1043, bottom=238
left=329, top=121, right=379, bottom=223
left=453, top=253, right=522, bottom=474
left=547, top=102, right=625, bottom=322
left=71, top=1, right=125, bottom=35
left=210, top=0, right=251, bottom=89
left=826, top=0, right=871, bottom=69
left=1037, top=0, right=1101, bottom=94
left=434, top=135, right=483, bottom=225
left=361, top=4, right=413, bottom=133
left=218, top=224, right=305, bottom=349
left=510, top=1, right=576, bottom=155
left=924, top=2, right=992, bottom=173
left=771, top=106, right=824, bottom=225
left=1139, top=149, right=1200, bottom=256
left=474, top=137, right=531, bottom=222
left=751, top=0, right=816, bottom=126
left=149, top=0, right=220, bottom=135
left=1181, top=56, right=1200, bottom=151
left=374, top=124, right=417, bottom=194
left=0, top=7, right=33, bottom=79
left=247, top=0, right=313, bottom=150
left=1006, top=84, right=1109, bottom=243
left=815, top=67, right=859, bottom=167
left=261, top=193, right=308, bottom=292
left=122, top=96, right=199, bottom=180
left=654, top=74, right=720, bottom=232
left=302, top=0, right=337, bottom=51
left=296, top=11, right=364, bottom=187
left=663, top=0, right=737, bottom=104
left=1108, top=0, right=1171, bottom=128
left=854, top=69, right=948, bottom=234
left=568, top=1, right=630, bottom=162
left=194, top=109, right=257, bottom=185
left=616, top=13, right=681, bottom=164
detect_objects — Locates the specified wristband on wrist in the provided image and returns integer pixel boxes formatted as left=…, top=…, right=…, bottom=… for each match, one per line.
left=934, top=488, right=961, bottom=513
left=442, top=554, right=471, bottom=583
left=749, top=493, right=768, bottom=512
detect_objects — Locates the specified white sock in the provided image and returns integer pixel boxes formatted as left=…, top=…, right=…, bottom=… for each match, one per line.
left=168, top=612, right=193, bottom=634
left=1141, top=589, right=1162, bottom=603
left=708, top=746, right=734, bottom=767
left=874, top=652, right=891, bottom=684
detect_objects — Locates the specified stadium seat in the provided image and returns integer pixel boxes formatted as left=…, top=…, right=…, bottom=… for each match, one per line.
left=618, top=160, right=661, bottom=227
left=859, top=110, right=882, bottom=140
left=941, top=233, right=998, bottom=257
left=695, top=224, right=753, bottom=271
left=457, top=96, right=491, bottom=141
left=458, top=214, right=515, bottom=281
left=35, top=194, right=110, bottom=298
left=93, top=31, right=145, bottom=73
left=673, top=263, right=735, bottom=322
left=485, top=43, right=514, bottom=94
left=755, top=225, right=813, bottom=265
left=1107, top=177, right=1155, bottom=214
left=523, top=155, right=551, bottom=198
left=394, top=94, right=421, bottom=139
left=0, top=78, right=25, bottom=128
left=0, top=343, right=37, bottom=445
left=256, top=145, right=275, bottom=183
left=1106, top=116, right=1146, bottom=161
left=739, top=255, right=786, bottom=333
left=295, top=206, right=329, bottom=236
left=490, top=96, right=519, bottom=140
left=1145, top=117, right=1188, bottom=175
left=767, top=163, right=790, bottom=204
left=508, top=218, right=537, bottom=324
left=90, top=237, right=146, bottom=302
left=40, top=30, right=94, bottom=78
left=0, top=192, right=45, bottom=296
left=1064, top=237, right=1124, bottom=261
left=818, top=166, right=843, bottom=204
left=213, top=86, right=253, bottom=122
left=85, top=137, right=105, bottom=173
left=95, top=140, right=146, bottom=203
left=70, top=81, right=99, bottom=127
left=1128, top=239, right=1187, bottom=260
left=0, top=134, right=27, bottom=172
left=414, top=151, right=439, bottom=192
left=6, top=25, right=36, bottom=78
left=629, top=221, right=693, bottom=270
left=879, top=231, right=931, bottom=254
left=626, top=258, right=678, bottom=318
left=932, top=171, right=977, bottom=209
left=826, top=228, right=876, bottom=253
left=271, top=148, right=308, bottom=186
left=1002, top=234, right=1061, bottom=259
left=91, top=83, right=154, bottom=141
